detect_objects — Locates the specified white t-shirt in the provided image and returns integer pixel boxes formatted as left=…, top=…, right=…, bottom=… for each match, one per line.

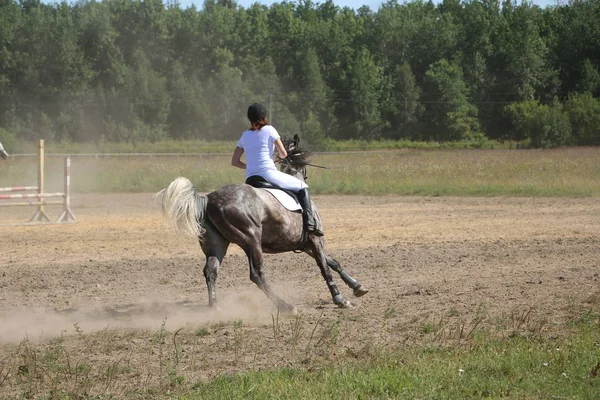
left=236, top=125, right=281, bottom=178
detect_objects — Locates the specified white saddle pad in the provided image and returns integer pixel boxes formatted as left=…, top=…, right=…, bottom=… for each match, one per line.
left=263, top=188, right=302, bottom=212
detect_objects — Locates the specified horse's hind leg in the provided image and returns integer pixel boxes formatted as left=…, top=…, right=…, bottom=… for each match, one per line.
left=200, top=226, right=230, bottom=308
left=325, top=255, right=369, bottom=297
left=244, top=244, right=297, bottom=313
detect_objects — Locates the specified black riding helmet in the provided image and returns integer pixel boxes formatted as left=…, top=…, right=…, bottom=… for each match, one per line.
left=247, top=103, right=268, bottom=123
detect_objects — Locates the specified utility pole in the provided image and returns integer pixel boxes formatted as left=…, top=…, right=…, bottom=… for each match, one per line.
left=269, top=94, right=273, bottom=124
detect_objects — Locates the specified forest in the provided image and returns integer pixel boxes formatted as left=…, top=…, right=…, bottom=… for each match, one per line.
left=0, top=0, right=599, bottom=149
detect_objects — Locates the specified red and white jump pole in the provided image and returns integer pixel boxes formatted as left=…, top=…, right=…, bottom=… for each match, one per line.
left=0, top=139, right=76, bottom=223
left=0, top=186, right=39, bottom=192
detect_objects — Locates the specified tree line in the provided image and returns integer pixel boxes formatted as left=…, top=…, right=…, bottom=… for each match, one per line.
left=0, top=0, right=599, bottom=149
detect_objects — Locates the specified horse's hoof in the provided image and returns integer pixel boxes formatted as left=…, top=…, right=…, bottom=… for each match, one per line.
left=353, top=285, right=369, bottom=297
left=209, top=305, right=224, bottom=314
left=338, top=299, right=353, bottom=309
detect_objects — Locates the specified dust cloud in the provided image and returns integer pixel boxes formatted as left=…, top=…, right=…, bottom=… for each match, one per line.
left=0, top=289, right=272, bottom=344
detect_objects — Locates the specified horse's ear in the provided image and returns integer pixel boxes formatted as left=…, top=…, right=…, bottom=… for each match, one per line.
left=293, top=134, right=300, bottom=146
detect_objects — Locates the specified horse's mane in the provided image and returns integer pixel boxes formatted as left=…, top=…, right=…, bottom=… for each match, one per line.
left=282, top=137, right=311, bottom=170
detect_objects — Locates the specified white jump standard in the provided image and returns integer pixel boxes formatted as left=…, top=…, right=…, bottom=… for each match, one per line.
left=0, top=140, right=8, bottom=160
left=0, top=140, right=76, bottom=223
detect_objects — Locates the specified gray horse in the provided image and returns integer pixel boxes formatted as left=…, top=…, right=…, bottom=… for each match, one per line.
left=0, top=141, right=8, bottom=160
left=155, top=136, right=367, bottom=312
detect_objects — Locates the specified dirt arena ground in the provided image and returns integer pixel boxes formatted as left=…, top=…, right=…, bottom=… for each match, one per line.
left=1, top=193, right=599, bottom=392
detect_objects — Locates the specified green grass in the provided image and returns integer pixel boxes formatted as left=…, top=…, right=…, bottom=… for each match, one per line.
left=2, top=146, right=599, bottom=196
left=7, top=139, right=238, bottom=154
left=7, top=138, right=508, bottom=154
left=307, top=147, right=600, bottom=197
left=193, top=337, right=600, bottom=398
left=2, top=310, right=598, bottom=399
left=185, top=318, right=600, bottom=399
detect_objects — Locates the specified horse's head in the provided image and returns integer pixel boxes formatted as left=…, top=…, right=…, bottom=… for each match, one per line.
left=280, top=134, right=311, bottom=182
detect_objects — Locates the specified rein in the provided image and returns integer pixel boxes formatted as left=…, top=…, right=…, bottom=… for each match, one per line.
left=281, top=136, right=329, bottom=170
left=306, top=162, right=330, bottom=169
left=280, top=157, right=330, bottom=170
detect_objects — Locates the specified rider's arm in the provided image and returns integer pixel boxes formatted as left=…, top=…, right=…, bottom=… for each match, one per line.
left=274, top=138, right=287, bottom=162
left=231, top=146, right=246, bottom=170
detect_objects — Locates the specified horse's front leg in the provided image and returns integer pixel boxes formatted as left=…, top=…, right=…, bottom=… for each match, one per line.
left=326, top=255, right=369, bottom=298
left=308, top=239, right=352, bottom=308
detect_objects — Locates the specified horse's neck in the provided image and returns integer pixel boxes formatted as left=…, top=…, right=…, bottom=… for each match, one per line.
left=289, top=171, right=306, bottom=183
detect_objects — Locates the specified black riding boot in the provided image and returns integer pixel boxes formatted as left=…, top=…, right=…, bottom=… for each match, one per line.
left=297, top=188, right=324, bottom=237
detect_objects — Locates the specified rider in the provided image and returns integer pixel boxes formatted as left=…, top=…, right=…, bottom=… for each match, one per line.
left=231, top=103, right=324, bottom=237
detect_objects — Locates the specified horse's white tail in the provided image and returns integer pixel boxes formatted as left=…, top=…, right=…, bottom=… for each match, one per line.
left=154, top=177, right=207, bottom=239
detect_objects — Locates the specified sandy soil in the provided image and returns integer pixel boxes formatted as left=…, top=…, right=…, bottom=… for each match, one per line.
left=0, top=193, right=599, bottom=392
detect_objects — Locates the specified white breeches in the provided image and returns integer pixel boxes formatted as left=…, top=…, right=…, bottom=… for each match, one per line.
left=256, top=169, right=308, bottom=191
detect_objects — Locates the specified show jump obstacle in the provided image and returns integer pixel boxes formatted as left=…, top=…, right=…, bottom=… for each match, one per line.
left=0, top=140, right=76, bottom=223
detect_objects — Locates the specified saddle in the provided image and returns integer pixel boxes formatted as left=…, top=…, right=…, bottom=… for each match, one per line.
left=245, top=176, right=302, bottom=212
left=245, top=176, right=296, bottom=198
